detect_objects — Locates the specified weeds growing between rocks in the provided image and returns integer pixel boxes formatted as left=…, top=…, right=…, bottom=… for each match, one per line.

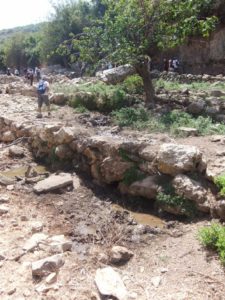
left=198, top=223, right=225, bottom=265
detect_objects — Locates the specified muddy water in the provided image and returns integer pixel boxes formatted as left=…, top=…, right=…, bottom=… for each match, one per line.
left=113, top=204, right=164, bottom=228
left=0, top=165, right=47, bottom=178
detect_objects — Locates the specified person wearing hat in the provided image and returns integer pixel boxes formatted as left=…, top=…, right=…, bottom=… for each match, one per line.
left=36, top=76, right=50, bottom=118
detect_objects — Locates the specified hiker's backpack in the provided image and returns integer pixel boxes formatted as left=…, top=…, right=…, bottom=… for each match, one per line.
left=37, top=80, right=46, bottom=94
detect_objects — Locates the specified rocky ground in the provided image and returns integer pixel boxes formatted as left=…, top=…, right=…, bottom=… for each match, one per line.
left=0, top=77, right=224, bottom=299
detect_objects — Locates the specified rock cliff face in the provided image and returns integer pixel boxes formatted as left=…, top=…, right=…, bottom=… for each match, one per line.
left=179, top=26, right=225, bottom=75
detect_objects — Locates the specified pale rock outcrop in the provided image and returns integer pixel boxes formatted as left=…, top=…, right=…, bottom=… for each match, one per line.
left=96, top=64, right=135, bottom=84
left=32, top=254, right=65, bottom=277
left=33, top=173, right=73, bottom=193
left=157, top=143, right=203, bottom=175
left=53, top=127, right=75, bottom=144
left=172, top=174, right=212, bottom=212
left=95, top=267, right=128, bottom=300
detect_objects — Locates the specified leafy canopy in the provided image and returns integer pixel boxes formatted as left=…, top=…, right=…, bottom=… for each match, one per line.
left=78, top=0, right=217, bottom=65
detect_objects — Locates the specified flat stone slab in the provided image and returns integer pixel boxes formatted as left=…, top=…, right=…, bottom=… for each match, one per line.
left=33, top=173, right=73, bottom=194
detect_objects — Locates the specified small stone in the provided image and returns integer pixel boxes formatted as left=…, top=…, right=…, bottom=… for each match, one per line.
left=23, top=233, right=48, bottom=252
left=95, top=266, right=128, bottom=300
left=151, top=276, right=161, bottom=288
left=21, top=215, right=28, bottom=221
left=109, top=246, right=134, bottom=265
left=8, top=145, right=25, bottom=158
left=32, top=254, right=65, bottom=277
left=0, top=204, right=9, bottom=215
left=0, top=195, right=10, bottom=203
left=48, top=235, right=72, bottom=254
left=45, top=272, right=57, bottom=284
left=7, top=287, right=16, bottom=295
left=160, top=267, right=168, bottom=273
left=7, top=185, right=14, bottom=191
left=31, top=221, right=44, bottom=233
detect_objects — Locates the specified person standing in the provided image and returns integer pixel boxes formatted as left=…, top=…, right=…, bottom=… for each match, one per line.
left=35, top=67, right=41, bottom=81
left=163, top=58, right=169, bottom=72
left=36, top=76, right=50, bottom=118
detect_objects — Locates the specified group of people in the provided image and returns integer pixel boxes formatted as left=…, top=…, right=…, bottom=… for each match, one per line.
left=6, top=66, right=50, bottom=118
left=163, top=58, right=180, bottom=73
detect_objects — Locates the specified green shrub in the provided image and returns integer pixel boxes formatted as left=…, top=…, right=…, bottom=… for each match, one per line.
left=122, top=75, right=144, bottom=95
left=74, top=105, right=89, bottom=113
left=198, top=223, right=225, bottom=265
left=112, top=107, right=148, bottom=127
left=123, top=165, right=146, bottom=185
left=54, top=82, right=129, bottom=112
left=214, top=174, right=225, bottom=195
left=156, top=191, right=196, bottom=217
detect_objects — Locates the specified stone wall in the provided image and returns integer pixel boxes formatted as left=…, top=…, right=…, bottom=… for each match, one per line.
left=0, top=115, right=224, bottom=220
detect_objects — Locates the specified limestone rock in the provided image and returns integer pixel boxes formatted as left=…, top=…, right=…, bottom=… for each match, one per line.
left=23, top=233, right=48, bottom=252
left=0, top=175, right=15, bottom=186
left=53, top=127, right=75, bottom=144
left=172, top=174, right=211, bottom=212
left=95, top=267, right=128, bottom=300
left=8, top=145, right=25, bottom=157
left=157, top=143, right=203, bottom=175
left=96, top=64, right=135, bottom=84
left=33, top=173, right=73, bottom=194
left=119, top=175, right=163, bottom=199
left=31, top=221, right=44, bottom=233
left=213, top=200, right=225, bottom=220
left=55, top=144, right=73, bottom=159
left=99, top=157, right=133, bottom=183
left=109, top=246, right=134, bottom=265
left=32, top=254, right=65, bottom=277
left=187, top=100, right=206, bottom=115
left=48, top=235, right=72, bottom=254
left=0, top=204, right=9, bottom=215
left=51, top=93, right=67, bottom=105
left=177, top=127, right=198, bottom=136
left=1, top=131, right=15, bottom=142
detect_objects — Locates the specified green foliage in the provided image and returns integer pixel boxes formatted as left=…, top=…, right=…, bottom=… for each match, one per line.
left=198, top=223, right=225, bottom=265
left=214, top=174, right=225, bottom=195
left=2, top=32, right=41, bottom=68
left=112, top=107, right=148, bottom=127
left=54, top=82, right=129, bottom=112
left=156, top=191, right=196, bottom=217
left=122, top=165, right=146, bottom=186
left=74, top=105, right=89, bottom=113
left=122, top=75, right=144, bottom=95
left=77, top=0, right=217, bottom=66
left=40, top=0, right=94, bottom=65
left=112, top=108, right=225, bottom=136
left=155, top=79, right=225, bottom=93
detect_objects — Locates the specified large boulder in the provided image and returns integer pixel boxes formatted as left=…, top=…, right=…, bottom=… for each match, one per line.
left=157, top=143, right=203, bottom=175
left=96, top=64, right=135, bottom=84
left=172, top=174, right=212, bottom=212
left=33, top=173, right=73, bottom=193
left=187, top=100, right=206, bottom=115
left=119, top=175, right=164, bottom=199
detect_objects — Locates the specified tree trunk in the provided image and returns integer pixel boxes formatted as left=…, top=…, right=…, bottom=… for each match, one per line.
left=135, top=59, right=155, bottom=108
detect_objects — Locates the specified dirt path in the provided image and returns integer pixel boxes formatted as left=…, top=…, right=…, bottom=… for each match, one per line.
left=0, top=90, right=224, bottom=299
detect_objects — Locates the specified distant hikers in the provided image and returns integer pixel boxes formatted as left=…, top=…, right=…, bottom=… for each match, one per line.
left=27, top=68, right=34, bottom=86
left=6, top=67, right=11, bottom=76
left=14, top=68, right=19, bottom=76
left=163, top=58, right=169, bottom=72
left=36, top=76, right=50, bottom=118
left=35, top=66, right=41, bottom=81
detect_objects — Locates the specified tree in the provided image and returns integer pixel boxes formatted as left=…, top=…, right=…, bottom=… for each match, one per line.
left=40, top=0, right=93, bottom=66
left=2, top=32, right=41, bottom=69
left=77, top=0, right=217, bottom=107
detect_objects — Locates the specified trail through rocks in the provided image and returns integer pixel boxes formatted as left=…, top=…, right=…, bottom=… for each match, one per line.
left=0, top=83, right=224, bottom=299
